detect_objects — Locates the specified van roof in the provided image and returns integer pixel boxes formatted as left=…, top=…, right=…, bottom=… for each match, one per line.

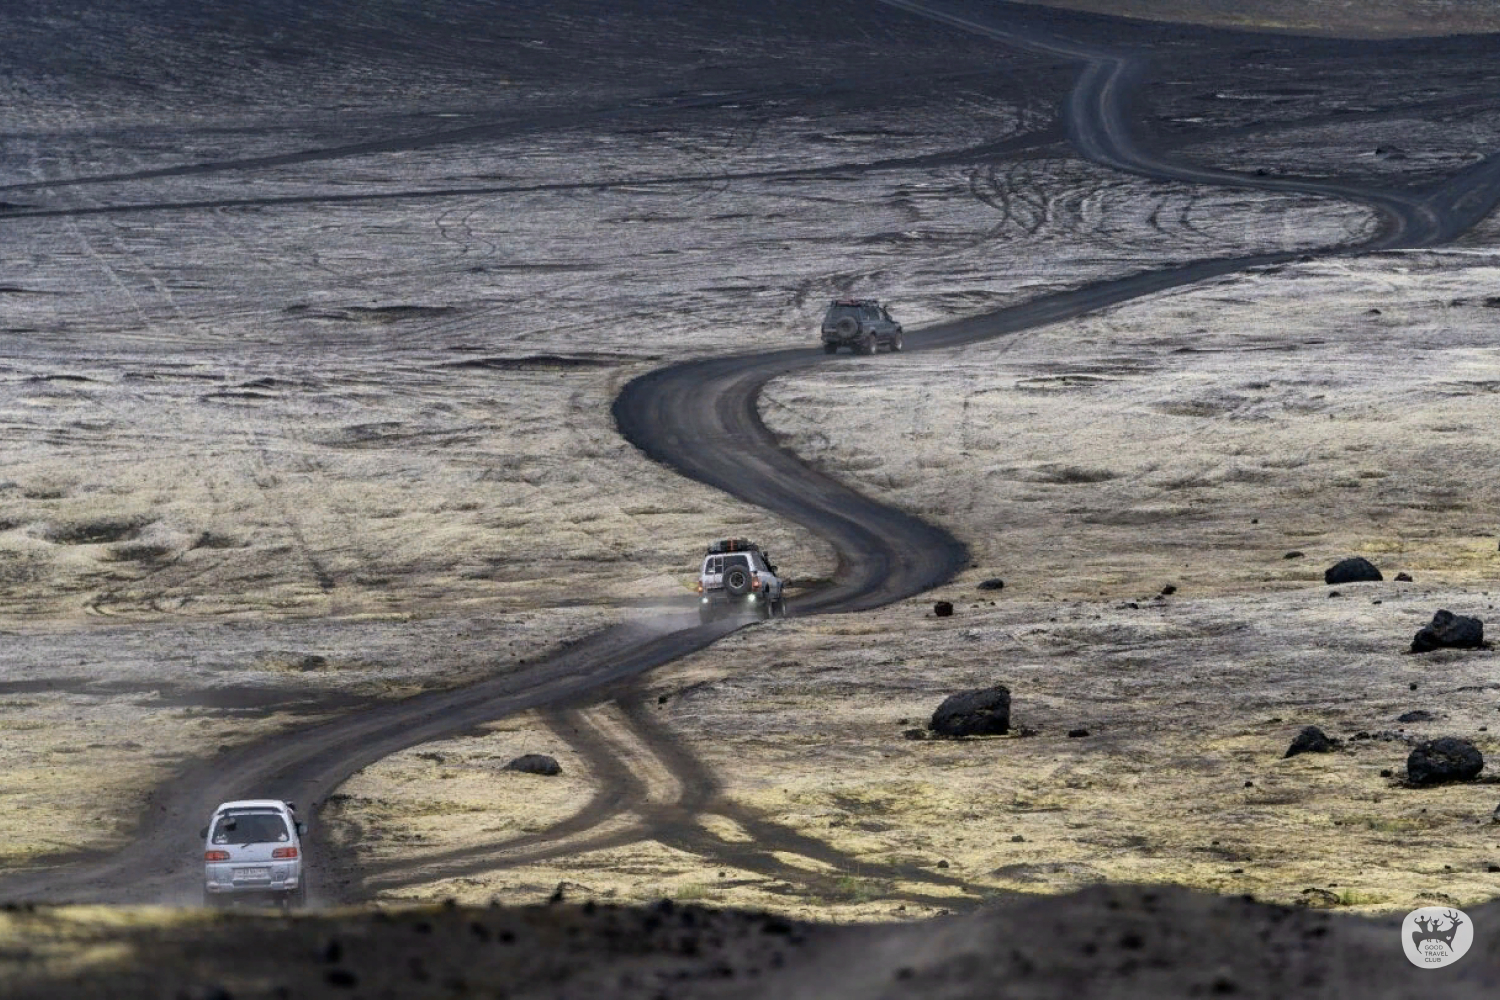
left=213, top=799, right=291, bottom=813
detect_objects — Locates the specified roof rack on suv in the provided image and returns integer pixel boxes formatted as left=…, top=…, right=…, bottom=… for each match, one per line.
left=832, top=297, right=876, bottom=307
left=707, top=538, right=761, bottom=554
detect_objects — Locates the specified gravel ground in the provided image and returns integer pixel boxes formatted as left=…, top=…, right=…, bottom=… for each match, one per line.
left=2, top=0, right=1500, bottom=994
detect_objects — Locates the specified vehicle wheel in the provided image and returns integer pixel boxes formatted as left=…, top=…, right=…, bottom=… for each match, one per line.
left=891, top=333, right=903, bottom=352
left=822, top=342, right=838, bottom=355
left=723, top=566, right=752, bottom=598
left=859, top=334, right=876, bottom=355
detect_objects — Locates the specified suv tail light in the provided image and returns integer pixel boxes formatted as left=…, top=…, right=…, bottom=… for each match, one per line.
left=272, top=847, right=299, bottom=859
left=205, top=850, right=230, bottom=861
left=695, top=581, right=703, bottom=593
left=751, top=577, right=761, bottom=590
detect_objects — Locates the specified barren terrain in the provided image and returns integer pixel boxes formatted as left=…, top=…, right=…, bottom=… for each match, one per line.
left=2, top=0, right=1500, bottom=996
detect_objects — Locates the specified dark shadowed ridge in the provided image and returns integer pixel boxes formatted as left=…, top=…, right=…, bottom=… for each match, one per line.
left=3, top=0, right=1500, bottom=931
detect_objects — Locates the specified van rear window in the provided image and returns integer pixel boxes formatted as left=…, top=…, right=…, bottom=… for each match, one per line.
left=212, top=812, right=289, bottom=844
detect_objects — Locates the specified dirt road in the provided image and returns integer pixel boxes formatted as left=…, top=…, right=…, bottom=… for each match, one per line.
left=1, top=0, right=1498, bottom=912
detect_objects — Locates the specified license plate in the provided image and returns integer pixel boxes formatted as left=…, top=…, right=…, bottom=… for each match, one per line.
left=233, top=867, right=270, bottom=881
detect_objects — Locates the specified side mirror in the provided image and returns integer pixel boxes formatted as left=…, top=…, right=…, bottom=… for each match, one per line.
left=296, top=822, right=307, bottom=836
left=199, top=827, right=208, bottom=840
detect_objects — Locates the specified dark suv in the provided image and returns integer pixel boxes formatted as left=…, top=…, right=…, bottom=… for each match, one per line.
left=820, top=299, right=903, bottom=355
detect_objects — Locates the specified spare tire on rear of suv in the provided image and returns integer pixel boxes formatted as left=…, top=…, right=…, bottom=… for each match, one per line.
left=834, top=316, right=858, bottom=338
left=723, top=565, right=752, bottom=596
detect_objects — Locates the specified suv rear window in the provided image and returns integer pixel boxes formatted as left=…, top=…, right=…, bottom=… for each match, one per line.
left=824, top=304, right=860, bottom=320
left=703, top=553, right=752, bottom=574
left=212, top=812, right=289, bottom=844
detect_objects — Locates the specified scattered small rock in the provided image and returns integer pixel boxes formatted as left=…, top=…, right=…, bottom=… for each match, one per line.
left=977, top=578, right=1005, bottom=591
left=1492, top=803, right=1500, bottom=824
left=1324, top=557, right=1382, bottom=585
left=1395, top=572, right=1413, bottom=582
left=504, top=754, right=562, bottom=776
left=1327, top=590, right=1341, bottom=599
left=1284, top=726, right=1336, bottom=758
left=1406, top=737, right=1484, bottom=786
left=1067, top=728, right=1090, bottom=738
left=928, top=685, right=1010, bottom=737
left=1396, top=710, right=1433, bottom=723
left=1300, top=887, right=1341, bottom=908
left=936, top=860, right=949, bottom=869
left=1411, top=610, right=1485, bottom=652
left=1011, top=835, right=1025, bottom=843
left=933, top=600, right=954, bottom=618
left=1380, top=769, right=1393, bottom=778
left=325, top=969, right=358, bottom=988
left=1160, top=584, right=1177, bottom=596
left=902, top=728, right=928, bottom=741
left=1284, top=551, right=1304, bottom=560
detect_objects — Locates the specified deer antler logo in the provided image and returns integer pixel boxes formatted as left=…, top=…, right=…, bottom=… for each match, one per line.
left=1411, top=911, right=1464, bottom=953
left=1404, top=907, right=1473, bottom=968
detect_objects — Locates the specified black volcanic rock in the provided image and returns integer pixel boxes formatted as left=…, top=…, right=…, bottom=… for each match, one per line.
left=929, top=685, right=1010, bottom=737
left=1411, top=610, right=1484, bottom=653
left=977, top=578, right=1005, bottom=591
left=1324, top=557, right=1382, bottom=585
left=1284, top=726, right=1335, bottom=758
left=933, top=601, right=954, bottom=617
left=504, top=754, right=562, bottom=776
left=1406, top=737, right=1483, bottom=785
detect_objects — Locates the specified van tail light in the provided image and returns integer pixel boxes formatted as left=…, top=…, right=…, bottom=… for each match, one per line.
left=272, top=847, right=299, bottom=859
left=751, top=577, right=761, bottom=590
left=205, top=850, right=230, bottom=861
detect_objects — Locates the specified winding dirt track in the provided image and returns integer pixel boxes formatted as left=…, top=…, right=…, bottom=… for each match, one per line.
left=4, top=0, right=1500, bottom=906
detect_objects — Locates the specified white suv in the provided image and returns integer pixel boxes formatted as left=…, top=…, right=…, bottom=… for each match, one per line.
left=201, top=799, right=306, bottom=908
left=696, top=539, right=785, bottom=624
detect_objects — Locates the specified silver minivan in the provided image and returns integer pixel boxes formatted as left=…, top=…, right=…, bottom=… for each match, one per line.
left=201, top=799, right=306, bottom=908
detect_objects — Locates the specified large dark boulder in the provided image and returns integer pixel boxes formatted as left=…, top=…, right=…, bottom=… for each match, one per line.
left=504, top=753, right=562, bottom=776
left=1324, top=557, right=1382, bottom=585
left=1406, top=737, right=1483, bottom=785
left=929, top=685, right=1010, bottom=737
left=1411, top=610, right=1485, bottom=653
left=1284, top=726, right=1335, bottom=758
